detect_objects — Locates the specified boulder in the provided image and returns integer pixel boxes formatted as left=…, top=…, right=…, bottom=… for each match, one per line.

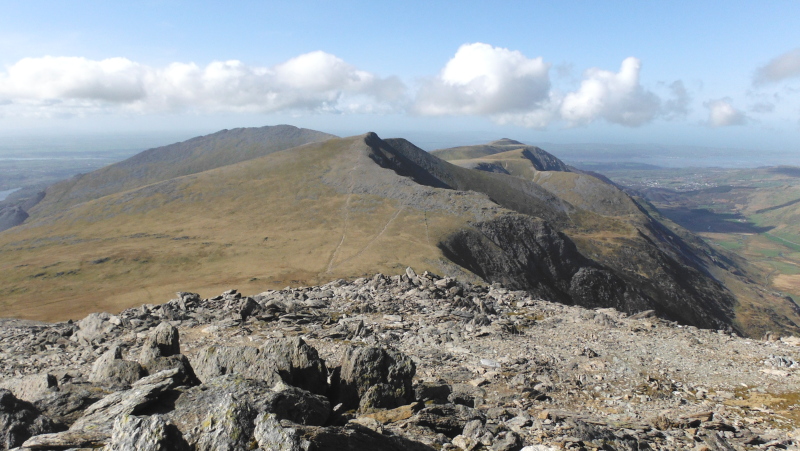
left=138, top=322, right=181, bottom=362
left=0, top=389, right=62, bottom=450
left=408, top=403, right=485, bottom=438
left=170, top=374, right=330, bottom=434
left=89, top=345, right=146, bottom=387
left=193, top=394, right=257, bottom=451
left=192, top=337, right=327, bottom=395
left=137, top=322, right=199, bottom=386
left=34, top=385, right=105, bottom=427
left=72, top=368, right=184, bottom=436
left=74, top=312, right=119, bottom=345
left=331, top=346, right=415, bottom=412
left=254, top=413, right=311, bottom=451
left=103, top=414, right=189, bottom=451
left=0, top=373, right=57, bottom=403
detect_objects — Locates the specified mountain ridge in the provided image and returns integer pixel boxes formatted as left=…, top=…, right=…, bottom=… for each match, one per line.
left=0, top=126, right=798, bottom=337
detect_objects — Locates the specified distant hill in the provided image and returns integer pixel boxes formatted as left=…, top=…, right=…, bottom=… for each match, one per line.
left=1, top=127, right=797, bottom=337
left=29, top=125, right=335, bottom=219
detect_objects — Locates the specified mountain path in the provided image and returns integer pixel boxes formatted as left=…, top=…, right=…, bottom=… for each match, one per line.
left=334, top=207, right=404, bottom=270
left=325, top=154, right=360, bottom=274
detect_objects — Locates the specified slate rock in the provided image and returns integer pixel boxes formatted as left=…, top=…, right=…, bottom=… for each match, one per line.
left=332, top=346, right=415, bottom=412
left=34, top=385, right=105, bottom=427
left=104, top=414, right=189, bottom=451
left=192, top=337, right=327, bottom=395
left=193, top=393, right=257, bottom=451
left=89, top=345, right=146, bottom=387
left=0, top=373, right=57, bottom=403
left=75, top=312, right=118, bottom=345
left=0, top=388, right=62, bottom=450
left=170, top=374, right=330, bottom=438
left=254, top=413, right=311, bottom=451
left=138, top=322, right=181, bottom=362
left=409, top=403, right=485, bottom=438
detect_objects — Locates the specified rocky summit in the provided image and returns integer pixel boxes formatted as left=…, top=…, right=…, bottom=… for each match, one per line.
left=2, top=270, right=800, bottom=450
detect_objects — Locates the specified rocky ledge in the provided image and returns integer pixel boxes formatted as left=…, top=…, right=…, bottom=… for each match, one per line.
left=2, top=269, right=800, bottom=450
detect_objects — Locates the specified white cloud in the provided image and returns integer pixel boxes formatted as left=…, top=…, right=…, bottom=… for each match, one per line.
left=662, top=80, right=690, bottom=119
left=414, top=43, right=551, bottom=116
left=560, top=57, right=661, bottom=127
left=0, top=53, right=405, bottom=117
left=754, top=48, right=800, bottom=85
left=704, top=98, right=747, bottom=127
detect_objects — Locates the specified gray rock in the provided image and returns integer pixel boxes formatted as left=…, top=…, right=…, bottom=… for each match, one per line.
left=170, top=375, right=330, bottom=433
left=192, top=338, right=327, bottom=395
left=104, top=414, right=189, bottom=451
left=409, top=403, right=485, bottom=438
left=254, top=413, right=310, bottom=451
left=89, top=345, right=146, bottom=387
left=192, top=394, right=256, bottom=451
left=295, top=423, right=436, bottom=451
left=141, top=354, right=199, bottom=387
left=75, top=312, right=118, bottom=345
left=0, top=389, right=62, bottom=450
left=332, top=346, right=415, bottom=412
left=138, top=322, right=181, bottom=363
left=34, top=386, right=105, bottom=427
left=0, top=373, right=57, bottom=403
left=22, top=429, right=106, bottom=449
left=71, top=368, right=183, bottom=436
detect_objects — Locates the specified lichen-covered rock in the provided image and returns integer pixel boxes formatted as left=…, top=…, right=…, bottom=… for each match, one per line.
left=138, top=322, right=181, bottom=363
left=191, top=337, right=327, bottom=395
left=0, top=388, right=62, bottom=450
left=253, top=413, right=310, bottom=451
left=104, top=414, right=189, bottom=451
left=192, top=394, right=257, bottom=451
left=332, top=346, right=415, bottom=412
left=170, top=374, right=330, bottom=435
left=72, top=367, right=184, bottom=435
left=89, top=345, right=146, bottom=387
left=34, top=385, right=105, bottom=427
left=261, top=337, right=328, bottom=396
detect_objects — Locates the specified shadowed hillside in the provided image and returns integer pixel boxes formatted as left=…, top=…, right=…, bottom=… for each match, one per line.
left=1, top=128, right=798, bottom=337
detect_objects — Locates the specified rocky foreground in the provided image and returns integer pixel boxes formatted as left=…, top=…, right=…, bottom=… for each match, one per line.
left=2, top=270, right=800, bottom=450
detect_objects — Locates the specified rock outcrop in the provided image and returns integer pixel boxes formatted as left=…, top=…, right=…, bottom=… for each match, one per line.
left=2, top=271, right=800, bottom=449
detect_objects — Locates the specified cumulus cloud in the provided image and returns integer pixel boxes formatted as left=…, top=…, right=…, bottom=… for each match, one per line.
left=414, top=43, right=551, bottom=116
left=704, top=98, right=747, bottom=127
left=414, top=44, right=673, bottom=129
left=560, top=57, right=661, bottom=127
left=0, top=53, right=405, bottom=117
left=754, top=48, right=800, bottom=85
left=662, top=80, right=691, bottom=119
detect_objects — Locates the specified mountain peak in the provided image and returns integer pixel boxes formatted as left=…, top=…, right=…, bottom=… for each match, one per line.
left=489, top=138, right=525, bottom=146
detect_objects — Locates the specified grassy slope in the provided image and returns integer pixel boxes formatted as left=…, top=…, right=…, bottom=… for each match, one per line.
left=0, top=135, right=497, bottom=321
left=30, top=125, right=335, bottom=219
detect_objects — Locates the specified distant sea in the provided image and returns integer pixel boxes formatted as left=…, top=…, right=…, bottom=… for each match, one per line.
left=540, top=143, right=800, bottom=169
left=0, top=188, right=20, bottom=201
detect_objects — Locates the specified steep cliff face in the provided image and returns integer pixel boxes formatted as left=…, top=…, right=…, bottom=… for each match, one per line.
left=438, top=213, right=736, bottom=331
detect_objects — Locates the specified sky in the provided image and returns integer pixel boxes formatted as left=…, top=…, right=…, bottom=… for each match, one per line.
left=0, top=0, right=799, bottom=152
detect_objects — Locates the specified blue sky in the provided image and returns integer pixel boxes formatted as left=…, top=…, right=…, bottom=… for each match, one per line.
left=0, top=0, right=799, bottom=151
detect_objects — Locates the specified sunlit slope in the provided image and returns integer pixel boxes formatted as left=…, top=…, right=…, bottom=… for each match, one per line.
left=442, top=147, right=641, bottom=217
left=437, top=141, right=800, bottom=337
left=431, top=138, right=570, bottom=172
left=29, top=124, right=335, bottom=219
left=0, top=135, right=495, bottom=320
left=3, top=131, right=799, bottom=336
